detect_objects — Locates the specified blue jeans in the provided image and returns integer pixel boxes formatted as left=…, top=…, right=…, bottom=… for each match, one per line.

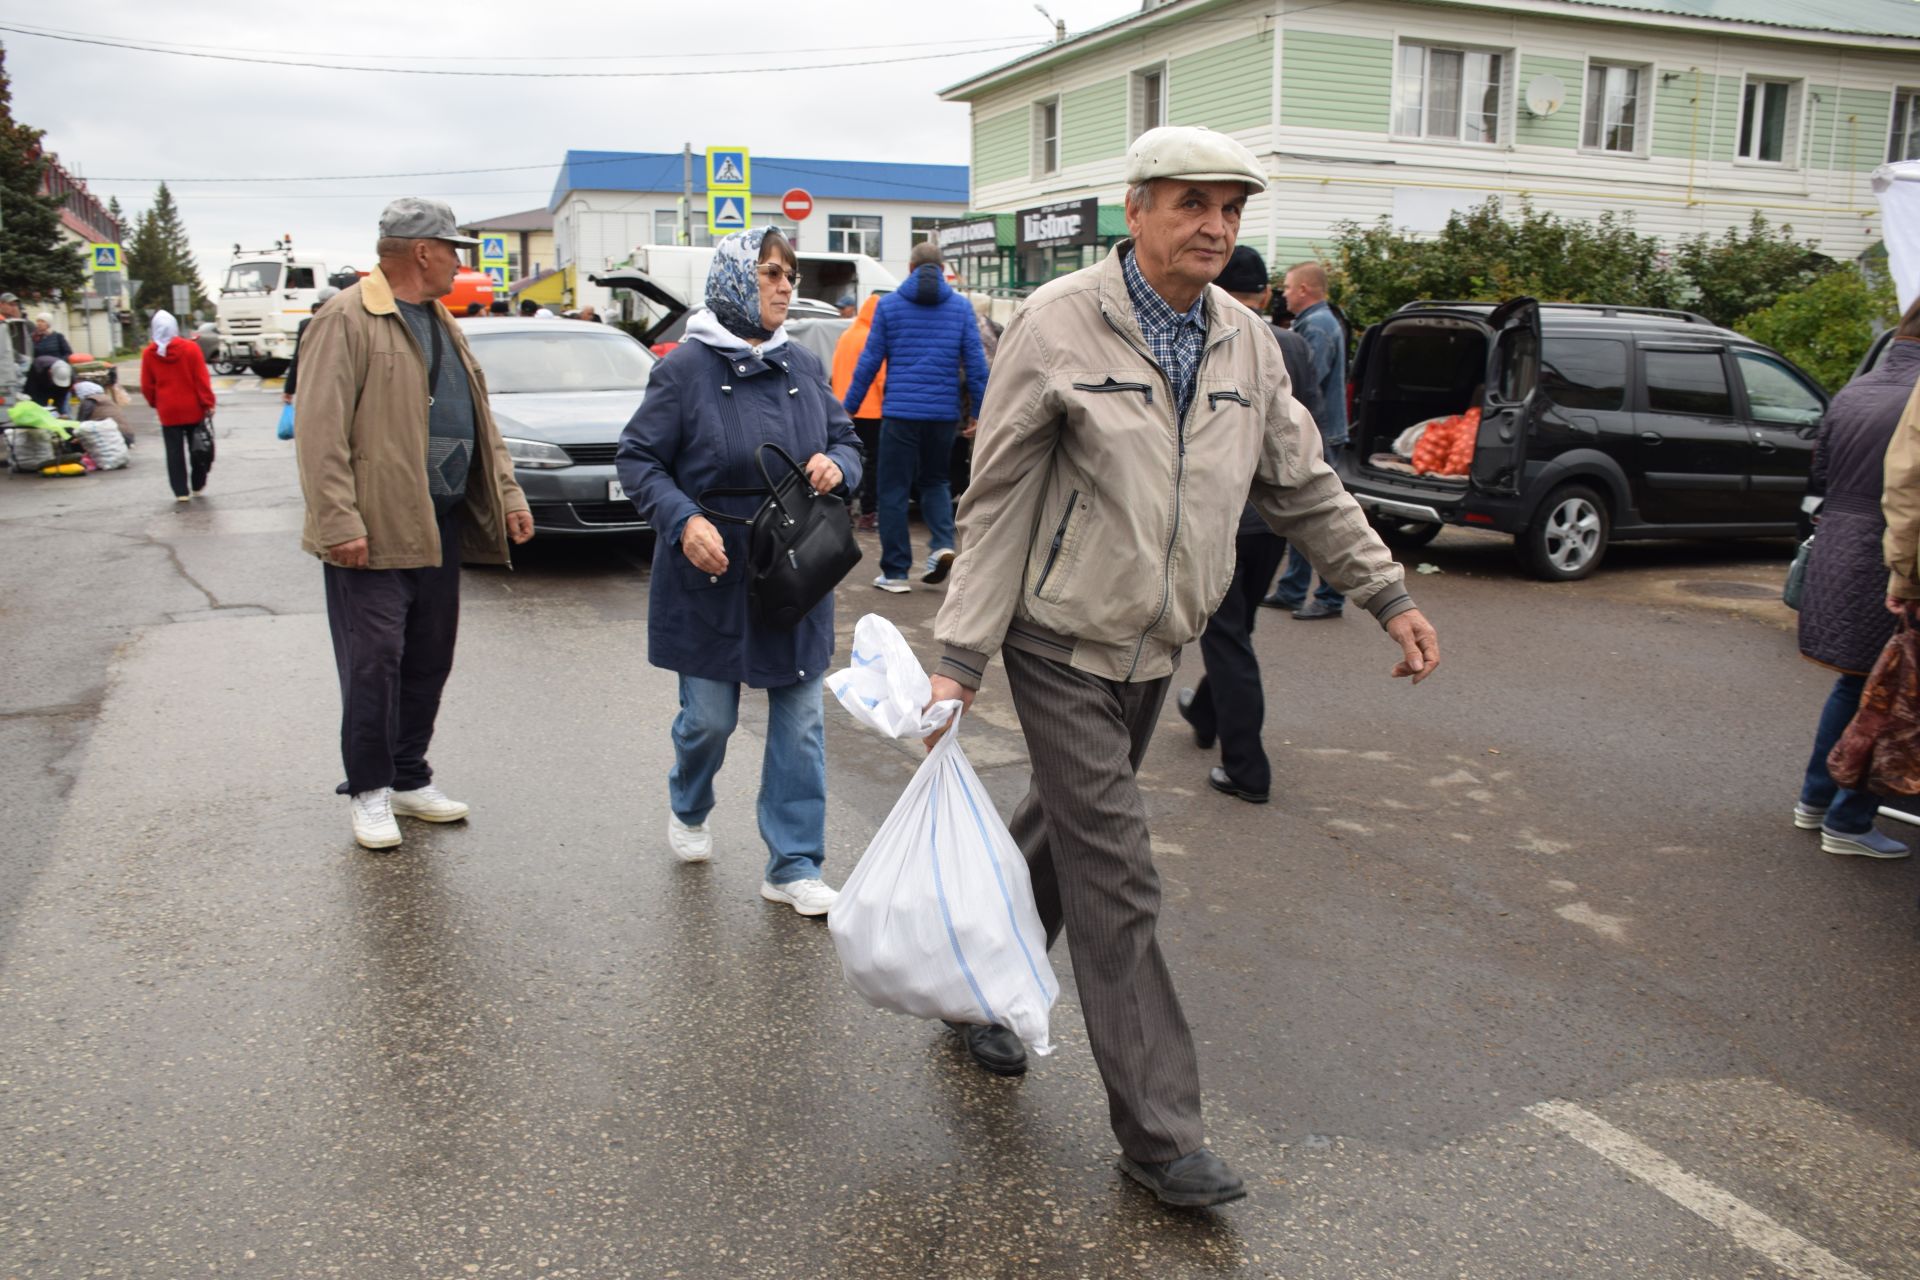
left=669, top=673, right=827, bottom=885
left=1800, top=672, right=1880, bottom=833
left=877, top=417, right=958, bottom=580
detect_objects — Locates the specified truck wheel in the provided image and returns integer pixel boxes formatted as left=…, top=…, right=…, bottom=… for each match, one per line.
left=1369, top=515, right=1442, bottom=550
left=250, top=359, right=289, bottom=379
left=1519, top=484, right=1609, bottom=581
left=211, top=359, right=238, bottom=376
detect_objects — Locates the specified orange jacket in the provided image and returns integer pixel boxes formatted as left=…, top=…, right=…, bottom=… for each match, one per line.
left=831, top=294, right=885, bottom=419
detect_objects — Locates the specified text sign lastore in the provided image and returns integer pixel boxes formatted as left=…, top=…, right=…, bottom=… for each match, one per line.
left=1016, top=199, right=1098, bottom=251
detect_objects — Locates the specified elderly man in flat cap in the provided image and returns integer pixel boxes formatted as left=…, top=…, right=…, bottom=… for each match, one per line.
left=295, top=198, right=533, bottom=852
left=923, top=126, right=1440, bottom=1207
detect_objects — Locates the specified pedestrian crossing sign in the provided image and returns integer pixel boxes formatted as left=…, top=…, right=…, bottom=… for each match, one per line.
left=91, top=243, right=120, bottom=270
left=707, top=148, right=749, bottom=190
left=479, top=235, right=508, bottom=264
left=708, top=191, right=751, bottom=232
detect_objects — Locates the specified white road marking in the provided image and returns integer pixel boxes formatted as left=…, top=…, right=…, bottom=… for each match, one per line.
left=1516, top=829, right=1573, bottom=855
left=1555, top=902, right=1628, bottom=941
left=1527, top=1100, right=1875, bottom=1280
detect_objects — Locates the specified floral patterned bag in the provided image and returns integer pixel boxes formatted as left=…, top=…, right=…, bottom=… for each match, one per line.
left=1829, top=617, right=1920, bottom=794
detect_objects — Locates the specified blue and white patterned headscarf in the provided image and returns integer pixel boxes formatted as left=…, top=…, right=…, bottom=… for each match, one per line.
left=705, top=227, right=779, bottom=342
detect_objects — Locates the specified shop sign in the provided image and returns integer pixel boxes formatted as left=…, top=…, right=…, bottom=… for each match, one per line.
left=1015, top=199, right=1097, bottom=250
left=936, top=217, right=1000, bottom=259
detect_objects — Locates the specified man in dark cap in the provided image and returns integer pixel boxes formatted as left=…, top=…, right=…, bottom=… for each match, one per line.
left=295, top=197, right=534, bottom=852
left=1175, top=244, right=1324, bottom=803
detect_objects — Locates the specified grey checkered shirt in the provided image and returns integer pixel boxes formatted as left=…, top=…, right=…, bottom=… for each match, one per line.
left=1121, top=246, right=1208, bottom=422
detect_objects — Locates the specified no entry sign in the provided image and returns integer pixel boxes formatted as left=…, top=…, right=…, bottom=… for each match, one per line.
left=781, top=188, right=814, bottom=221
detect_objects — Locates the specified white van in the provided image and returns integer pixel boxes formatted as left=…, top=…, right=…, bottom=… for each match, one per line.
left=586, top=244, right=896, bottom=323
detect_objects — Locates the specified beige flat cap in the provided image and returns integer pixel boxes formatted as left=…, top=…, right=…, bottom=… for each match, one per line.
left=1123, top=125, right=1268, bottom=193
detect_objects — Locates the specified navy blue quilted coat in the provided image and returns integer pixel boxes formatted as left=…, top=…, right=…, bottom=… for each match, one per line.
left=842, top=264, right=989, bottom=422
left=1799, top=340, right=1920, bottom=674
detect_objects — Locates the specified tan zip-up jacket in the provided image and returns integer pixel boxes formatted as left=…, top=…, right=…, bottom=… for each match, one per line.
left=935, top=242, right=1412, bottom=690
left=295, top=266, right=528, bottom=569
left=1882, top=378, right=1920, bottom=599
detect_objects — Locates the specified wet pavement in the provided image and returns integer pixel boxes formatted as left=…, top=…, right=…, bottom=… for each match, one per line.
left=2, top=377, right=1917, bottom=1278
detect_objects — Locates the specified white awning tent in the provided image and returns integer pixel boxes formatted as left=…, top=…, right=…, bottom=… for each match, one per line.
left=1873, top=161, right=1920, bottom=312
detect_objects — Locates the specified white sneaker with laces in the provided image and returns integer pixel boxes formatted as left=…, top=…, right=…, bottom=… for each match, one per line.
left=350, top=788, right=402, bottom=850
left=391, top=784, right=470, bottom=822
left=872, top=575, right=910, bottom=594
left=761, top=877, right=837, bottom=916
left=668, top=815, right=712, bottom=863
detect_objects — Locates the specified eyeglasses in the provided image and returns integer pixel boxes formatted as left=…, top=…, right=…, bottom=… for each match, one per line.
left=757, top=264, right=801, bottom=286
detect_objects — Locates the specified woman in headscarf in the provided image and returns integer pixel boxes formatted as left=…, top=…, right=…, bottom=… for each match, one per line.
left=139, top=310, right=217, bottom=503
left=616, top=228, right=862, bottom=918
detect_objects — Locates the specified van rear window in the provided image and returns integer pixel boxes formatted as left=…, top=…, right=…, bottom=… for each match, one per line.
left=1385, top=329, right=1482, bottom=393
left=1541, top=338, right=1627, bottom=411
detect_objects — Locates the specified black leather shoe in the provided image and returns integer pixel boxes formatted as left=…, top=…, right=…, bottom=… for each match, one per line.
left=1119, top=1147, right=1247, bottom=1208
left=1291, top=600, right=1343, bottom=620
left=943, top=1020, right=1028, bottom=1076
left=1207, top=766, right=1269, bottom=804
left=1260, top=593, right=1303, bottom=611
left=1175, top=688, right=1215, bottom=750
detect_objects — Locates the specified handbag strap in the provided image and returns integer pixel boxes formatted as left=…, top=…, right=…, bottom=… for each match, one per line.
left=695, top=443, right=815, bottom=526
left=694, top=485, right=767, bottom=526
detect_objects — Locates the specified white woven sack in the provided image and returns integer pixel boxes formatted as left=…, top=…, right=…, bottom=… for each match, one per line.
left=827, top=615, right=1059, bottom=1055
left=75, top=423, right=128, bottom=470
left=5, top=428, right=55, bottom=471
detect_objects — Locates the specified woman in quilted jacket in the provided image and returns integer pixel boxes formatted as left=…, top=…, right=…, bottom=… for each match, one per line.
left=1792, top=301, right=1920, bottom=860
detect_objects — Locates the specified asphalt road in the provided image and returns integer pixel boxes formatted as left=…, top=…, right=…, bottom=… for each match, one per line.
left=1, top=375, right=1915, bottom=1279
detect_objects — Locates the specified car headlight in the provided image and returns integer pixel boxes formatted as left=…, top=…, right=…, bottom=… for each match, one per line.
left=502, top=437, right=572, bottom=469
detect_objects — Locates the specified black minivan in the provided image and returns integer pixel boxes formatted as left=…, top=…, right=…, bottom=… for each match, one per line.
left=1337, top=300, right=1828, bottom=579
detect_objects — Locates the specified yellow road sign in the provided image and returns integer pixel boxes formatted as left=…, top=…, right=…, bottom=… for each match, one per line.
left=707, top=147, right=750, bottom=190
left=90, top=243, right=121, bottom=271
left=708, top=191, right=751, bottom=233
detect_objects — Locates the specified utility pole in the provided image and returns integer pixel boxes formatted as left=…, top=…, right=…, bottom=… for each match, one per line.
left=682, top=143, right=693, bottom=246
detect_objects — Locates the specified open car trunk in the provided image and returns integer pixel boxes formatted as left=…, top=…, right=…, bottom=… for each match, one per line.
left=589, top=268, right=691, bottom=347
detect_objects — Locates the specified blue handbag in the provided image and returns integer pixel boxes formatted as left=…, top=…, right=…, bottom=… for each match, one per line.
left=276, top=402, right=294, bottom=440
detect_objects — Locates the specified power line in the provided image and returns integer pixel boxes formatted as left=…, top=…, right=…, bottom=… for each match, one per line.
left=0, top=24, right=1041, bottom=78
left=0, top=19, right=1037, bottom=62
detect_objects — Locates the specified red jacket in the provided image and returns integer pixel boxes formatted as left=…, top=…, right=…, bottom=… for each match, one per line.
left=140, top=338, right=216, bottom=427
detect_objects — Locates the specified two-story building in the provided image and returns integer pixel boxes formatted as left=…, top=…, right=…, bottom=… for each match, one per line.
left=940, top=0, right=1920, bottom=288
left=42, top=155, right=129, bottom=357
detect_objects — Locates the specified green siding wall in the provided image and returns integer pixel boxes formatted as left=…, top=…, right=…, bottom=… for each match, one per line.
left=1710, top=74, right=1743, bottom=162
left=1061, top=76, right=1128, bottom=167
left=1833, top=87, right=1894, bottom=170
left=1269, top=236, right=1331, bottom=269
left=1282, top=31, right=1391, bottom=132
left=1515, top=56, right=1583, bottom=149
left=1803, top=83, right=1838, bottom=168
left=973, top=108, right=1028, bottom=186
left=1170, top=31, right=1274, bottom=133
left=1651, top=68, right=1712, bottom=159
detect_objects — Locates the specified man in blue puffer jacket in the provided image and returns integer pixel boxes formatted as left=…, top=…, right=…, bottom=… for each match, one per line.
left=844, top=241, right=990, bottom=592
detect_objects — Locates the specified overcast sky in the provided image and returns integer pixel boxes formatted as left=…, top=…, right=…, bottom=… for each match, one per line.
left=8, top=0, right=1115, bottom=291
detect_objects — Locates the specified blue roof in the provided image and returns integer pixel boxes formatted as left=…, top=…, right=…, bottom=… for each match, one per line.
left=549, top=151, right=969, bottom=211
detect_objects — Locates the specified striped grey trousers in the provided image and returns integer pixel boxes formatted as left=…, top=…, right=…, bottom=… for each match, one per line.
left=1002, top=645, right=1205, bottom=1163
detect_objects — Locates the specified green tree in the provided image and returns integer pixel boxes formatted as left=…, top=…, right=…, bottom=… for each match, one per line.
left=1736, top=267, right=1897, bottom=393
left=1669, top=212, right=1834, bottom=328
left=123, top=182, right=209, bottom=314
left=0, top=45, right=86, bottom=298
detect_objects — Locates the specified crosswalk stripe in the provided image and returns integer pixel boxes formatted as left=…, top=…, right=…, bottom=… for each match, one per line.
left=1527, top=1099, right=1875, bottom=1280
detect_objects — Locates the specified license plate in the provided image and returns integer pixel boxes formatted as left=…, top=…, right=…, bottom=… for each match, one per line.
left=607, top=479, right=625, bottom=502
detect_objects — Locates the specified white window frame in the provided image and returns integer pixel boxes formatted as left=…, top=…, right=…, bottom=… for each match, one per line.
left=1890, top=87, right=1920, bottom=164
left=1736, top=74, right=1801, bottom=167
left=1033, top=96, right=1061, bottom=177
left=827, top=213, right=882, bottom=258
left=1580, top=59, right=1650, bottom=156
left=1131, top=62, right=1168, bottom=141
left=1392, top=38, right=1510, bottom=147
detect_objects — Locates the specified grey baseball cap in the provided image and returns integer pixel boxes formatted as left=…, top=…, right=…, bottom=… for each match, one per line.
left=378, top=197, right=479, bottom=245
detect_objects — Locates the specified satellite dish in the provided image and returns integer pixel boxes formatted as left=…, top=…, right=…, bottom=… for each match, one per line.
left=1526, top=73, right=1566, bottom=117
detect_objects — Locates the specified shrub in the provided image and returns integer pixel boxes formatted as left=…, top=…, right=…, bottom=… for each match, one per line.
left=1736, top=268, right=1898, bottom=393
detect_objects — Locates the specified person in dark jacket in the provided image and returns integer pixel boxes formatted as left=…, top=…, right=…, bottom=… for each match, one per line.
left=30, top=314, right=74, bottom=414
left=1177, top=245, right=1325, bottom=802
left=1792, top=301, right=1920, bottom=860
left=842, top=241, right=988, bottom=593
left=282, top=286, right=340, bottom=404
left=616, top=227, right=862, bottom=918
left=139, top=311, right=217, bottom=502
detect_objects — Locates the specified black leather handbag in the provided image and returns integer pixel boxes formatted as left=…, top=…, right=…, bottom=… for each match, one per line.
left=696, top=443, right=861, bottom=630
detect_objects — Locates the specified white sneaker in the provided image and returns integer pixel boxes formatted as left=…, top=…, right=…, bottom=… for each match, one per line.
left=872, top=575, right=910, bottom=594
left=391, top=784, right=470, bottom=822
left=668, top=815, right=712, bottom=863
left=350, top=788, right=401, bottom=850
left=922, top=548, right=956, bottom=584
left=761, top=877, right=837, bottom=916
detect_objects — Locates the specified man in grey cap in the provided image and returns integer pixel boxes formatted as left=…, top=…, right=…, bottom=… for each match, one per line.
left=295, top=198, right=533, bottom=852
left=923, top=126, right=1440, bottom=1207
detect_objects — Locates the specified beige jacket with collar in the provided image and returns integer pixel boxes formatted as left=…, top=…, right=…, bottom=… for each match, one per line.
left=295, top=265, right=528, bottom=570
left=934, top=242, right=1411, bottom=690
